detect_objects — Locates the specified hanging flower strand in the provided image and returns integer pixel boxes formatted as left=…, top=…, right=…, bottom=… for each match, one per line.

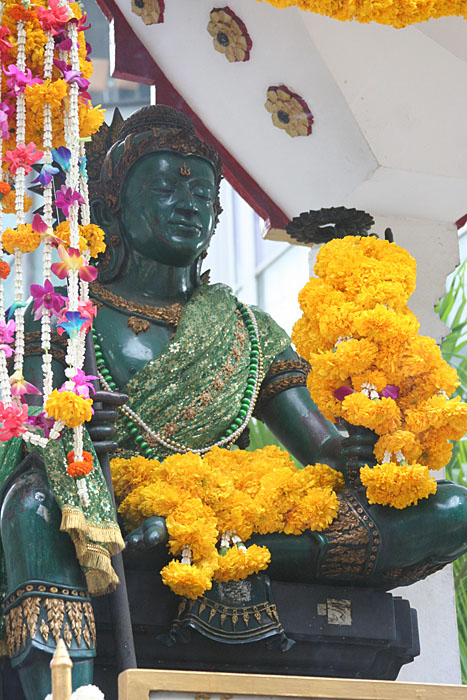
left=0, top=1, right=105, bottom=473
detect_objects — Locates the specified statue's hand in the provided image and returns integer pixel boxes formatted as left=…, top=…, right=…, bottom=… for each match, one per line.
left=87, top=389, right=128, bottom=454
left=341, top=424, right=378, bottom=467
left=125, top=516, right=168, bottom=551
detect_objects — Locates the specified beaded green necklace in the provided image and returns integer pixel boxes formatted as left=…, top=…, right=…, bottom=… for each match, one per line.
left=92, top=300, right=263, bottom=457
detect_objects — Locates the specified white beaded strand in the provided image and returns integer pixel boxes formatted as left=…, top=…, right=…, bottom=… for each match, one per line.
left=12, top=20, right=27, bottom=376
left=41, top=32, right=56, bottom=404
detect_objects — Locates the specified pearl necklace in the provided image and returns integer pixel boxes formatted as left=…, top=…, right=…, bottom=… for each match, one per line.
left=93, top=301, right=263, bottom=456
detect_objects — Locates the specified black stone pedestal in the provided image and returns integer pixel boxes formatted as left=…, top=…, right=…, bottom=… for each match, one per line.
left=92, top=571, right=420, bottom=698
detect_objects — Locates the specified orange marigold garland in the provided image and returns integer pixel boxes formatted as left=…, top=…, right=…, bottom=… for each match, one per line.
left=112, top=446, right=343, bottom=599
left=293, top=235, right=467, bottom=509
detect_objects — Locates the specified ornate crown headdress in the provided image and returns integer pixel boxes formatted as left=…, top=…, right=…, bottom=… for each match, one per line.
left=87, top=105, right=223, bottom=212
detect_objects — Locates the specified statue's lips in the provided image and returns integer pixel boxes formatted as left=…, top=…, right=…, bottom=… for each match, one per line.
left=168, top=221, right=203, bottom=235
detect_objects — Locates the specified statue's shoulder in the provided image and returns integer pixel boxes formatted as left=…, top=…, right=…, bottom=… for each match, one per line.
left=196, top=283, right=291, bottom=365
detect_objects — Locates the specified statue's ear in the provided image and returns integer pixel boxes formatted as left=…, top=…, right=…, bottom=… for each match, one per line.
left=90, top=195, right=115, bottom=228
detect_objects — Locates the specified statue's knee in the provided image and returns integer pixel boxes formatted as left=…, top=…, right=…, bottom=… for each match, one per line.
left=1, top=462, right=85, bottom=590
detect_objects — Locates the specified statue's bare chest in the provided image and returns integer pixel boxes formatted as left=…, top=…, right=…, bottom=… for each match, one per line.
left=92, top=304, right=174, bottom=390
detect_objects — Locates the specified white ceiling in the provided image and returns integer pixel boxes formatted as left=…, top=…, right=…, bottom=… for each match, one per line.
left=112, top=0, right=467, bottom=229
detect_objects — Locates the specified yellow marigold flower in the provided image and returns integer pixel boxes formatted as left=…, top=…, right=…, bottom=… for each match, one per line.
left=166, top=498, right=218, bottom=560
left=284, top=487, right=339, bottom=534
left=45, top=390, right=93, bottom=429
left=80, top=224, right=106, bottom=258
left=111, top=455, right=160, bottom=502
left=374, top=431, right=423, bottom=464
left=2, top=224, right=40, bottom=254
left=352, top=370, right=388, bottom=394
left=360, top=463, right=437, bottom=509
left=213, top=544, right=271, bottom=583
left=25, top=79, right=68, bottom=112
left=342, top=393, right=401, bottom=435
left=79, top=103, right=105, bottom=138
left=0, top=192, right=33, bottom=214
left=161, top=561, right=213, bottom=600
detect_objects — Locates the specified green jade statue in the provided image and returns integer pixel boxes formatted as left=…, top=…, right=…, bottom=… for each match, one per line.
left=0, top=105, right=466, bottom=699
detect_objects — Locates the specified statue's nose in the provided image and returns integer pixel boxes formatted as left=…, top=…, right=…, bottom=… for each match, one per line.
left=174, top=184, right=198, bottom=215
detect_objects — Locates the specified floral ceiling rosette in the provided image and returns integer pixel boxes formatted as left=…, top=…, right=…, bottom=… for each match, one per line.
left=0, top=0, right=106, bottom=507
left=258, top=0, right=467, bottom=28
left=131, top=0, right=164, bottom=26
left=293, top=234, right=467, bottom=509
left=207, top=7, right=252, bottom=63
left=265, top=85, right=313, bottom=138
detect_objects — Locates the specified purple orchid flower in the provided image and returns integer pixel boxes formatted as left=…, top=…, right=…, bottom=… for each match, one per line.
left=31, top=163, right=60, bottom=187
left=55, top=35, right=73, bottom=51
left=0, top=319, right=15, bottom=357
left=333, top=386, right=356, bottom=401
left=52, top=59, right=90, bottom=92
left=53, top=185, right=85, bottom=217
left=69, top=12, right=91, bottom=32
left=381, top=384, right=400, bottom=400
left=4, top=65, right=42, bottom=96
left=71, top=369, right=97, bottom=398
left=30, top=279, right=66, bottom=321
left=27, top=412, right=57, bottom=438
left=57, top=311, right=88, bottom=339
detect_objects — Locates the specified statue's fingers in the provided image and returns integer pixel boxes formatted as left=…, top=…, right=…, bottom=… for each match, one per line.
left=92, top=440, right=119, bottom=454
left=125, top=529, right=145, bottom=551
left=88, top=409, right=119, bottom=424
left=142, top=516, right=168, bottom=548
left=342, top=434, right=377, bottom=447
left=93, top=390, right=128, bottom=406
left=87, top=424, right=116, bottom=441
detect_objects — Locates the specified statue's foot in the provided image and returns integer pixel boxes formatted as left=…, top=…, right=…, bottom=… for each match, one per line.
left=125, top=516, right=168, bottom=551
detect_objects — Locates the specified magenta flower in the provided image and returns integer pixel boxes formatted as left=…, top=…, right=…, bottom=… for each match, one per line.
left=69, top=12, right=91, bottom=32
left=30, top=279, right=66, bottom=321
left=27, top=411, right=56, bottom=438
left=0, top=401, right=28, bottom=440
left=4, top=65, right=42, bottom=96
left=333, top=385, right=356, bottom=401
left=70, top=369, right=97, bottom=398
left=10, top=371, right=41, bottom=398
left=4, top=142, right=44, bottom=175
left=53, top=185, right=85, bottom=217
left=0, top=319, right=15, bottom=357
left=32, top=213, right=48, bottom=234
left=381, top=384, right=400, bottom=400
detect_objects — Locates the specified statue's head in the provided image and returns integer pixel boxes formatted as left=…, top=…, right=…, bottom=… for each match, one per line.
left=89, top=105, right=222, bottom=283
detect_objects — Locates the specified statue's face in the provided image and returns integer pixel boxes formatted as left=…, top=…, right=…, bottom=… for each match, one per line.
left=121, top=150, right=217, bottom=267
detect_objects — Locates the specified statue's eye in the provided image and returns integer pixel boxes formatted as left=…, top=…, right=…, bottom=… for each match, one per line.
left=192, top=188, right=213, bottom=201
left=150, top=180, right=175, bottom=195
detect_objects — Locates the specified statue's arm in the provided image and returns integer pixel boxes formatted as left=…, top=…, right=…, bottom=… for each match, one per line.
left=255, top=347, right=344, bottom=470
